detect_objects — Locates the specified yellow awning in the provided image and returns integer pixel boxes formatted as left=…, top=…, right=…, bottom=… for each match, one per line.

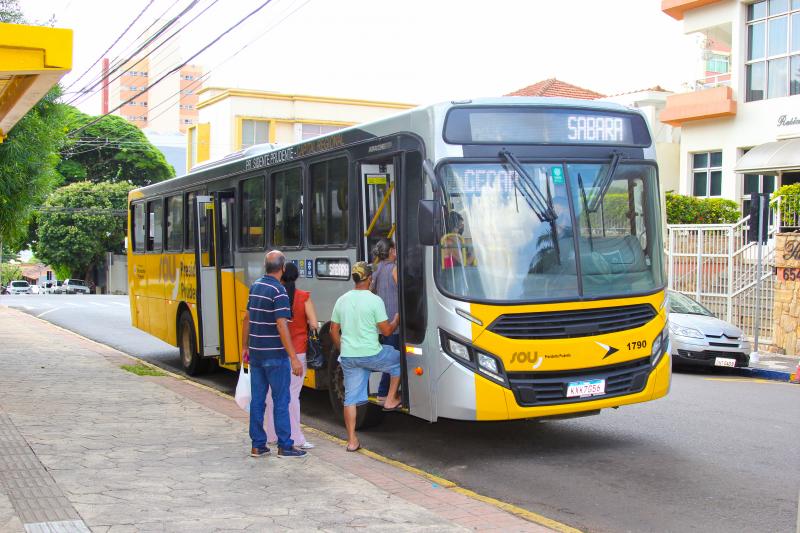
left=0, top=22, right=73, bottom=141
left=734, top=138, right=800, bottom=175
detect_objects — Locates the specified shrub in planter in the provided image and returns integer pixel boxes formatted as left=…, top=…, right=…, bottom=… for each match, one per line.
left=665, top=192, right=739, bottom=224
left=771, top=183, right=800, bottom=228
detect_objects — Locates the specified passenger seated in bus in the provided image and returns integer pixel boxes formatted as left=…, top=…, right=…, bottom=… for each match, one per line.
left=330, top=261, right=401, bottom=452
left=441, top=211, right=476, bottom=268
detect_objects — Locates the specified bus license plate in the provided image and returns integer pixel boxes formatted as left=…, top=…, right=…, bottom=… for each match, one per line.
left=566, top=379, right=605, bottom=398
left=714, top=357, right=737, bottom=367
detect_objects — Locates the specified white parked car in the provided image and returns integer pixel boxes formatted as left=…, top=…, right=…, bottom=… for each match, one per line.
left=668, top=290, right=751, bottom=369
left=8, top=280, right=32, bottom=295
left=62, top=279, right=90, bottom=294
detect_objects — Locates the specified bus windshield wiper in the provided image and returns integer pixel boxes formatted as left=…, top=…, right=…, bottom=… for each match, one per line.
left=577, top=173, right=594, bottom=252
left=498, top=149, right=556, bottom=222
left=587, top=150, right=622, bottom=212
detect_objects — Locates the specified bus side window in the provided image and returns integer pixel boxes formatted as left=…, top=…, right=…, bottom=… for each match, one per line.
left=240, top=176, right=265, bottom=249
left=310, top=157, right=349, bottom=246
left=273, top=167, right=303, bottom=247
left=132, top=203, right=145, bottom=253
left=147, top=199, right=163, bottom=252
left=185, top=191, right=197, bottom=250
left=166, top=195, right=184, bottom=252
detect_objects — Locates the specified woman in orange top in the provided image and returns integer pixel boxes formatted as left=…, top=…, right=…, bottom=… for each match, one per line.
left=266, top=262, right=318, bottom=449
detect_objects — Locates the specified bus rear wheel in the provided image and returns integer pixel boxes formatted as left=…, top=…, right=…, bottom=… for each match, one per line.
left=178, top=312, right=207, bottom=376
left=327, top=351, right=384, bottom=430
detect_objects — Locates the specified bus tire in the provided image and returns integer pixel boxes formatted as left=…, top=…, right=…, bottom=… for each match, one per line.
left=178, top=311, right=206, bottom=376
left=327, top=350, right=384, bottom=430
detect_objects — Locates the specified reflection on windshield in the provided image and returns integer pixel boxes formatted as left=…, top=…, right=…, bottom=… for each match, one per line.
left=668, top=292, right=714, bottom=316
left=438, top=162, right=664, bottom=302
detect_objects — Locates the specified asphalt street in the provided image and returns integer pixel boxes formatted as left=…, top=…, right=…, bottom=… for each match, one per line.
left=3, top=293, right=799, bottom=533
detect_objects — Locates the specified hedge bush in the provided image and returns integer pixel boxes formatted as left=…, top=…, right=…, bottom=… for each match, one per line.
left=771, top=182, right=800, bottom=227
left=665, top=192, right=740, bottom=224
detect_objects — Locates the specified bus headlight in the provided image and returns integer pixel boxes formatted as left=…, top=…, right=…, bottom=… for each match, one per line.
left=477, top=352, right=499, bottom=374
left=447, top=338, right=470, bottom=361
left=651, top=327, right=669, bottom=367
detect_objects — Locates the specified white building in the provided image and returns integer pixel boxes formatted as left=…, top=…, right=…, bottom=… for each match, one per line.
left=661, top=0, right=800, bottom=214
left=188, top=88, right=415, bottom=170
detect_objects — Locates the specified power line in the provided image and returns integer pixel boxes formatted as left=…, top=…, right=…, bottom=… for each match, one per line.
left=65, top=0, right=201, bottom=107
left=68, top=0, right=277, bottom=139
left=61, top=0, right=156, bottom=95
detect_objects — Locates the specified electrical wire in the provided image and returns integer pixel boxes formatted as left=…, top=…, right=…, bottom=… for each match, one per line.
left=68, top=0, right=277, bottom=138
left=65, top=0, right=201, bottom=107
left=61, top=0, right=156, bottom=95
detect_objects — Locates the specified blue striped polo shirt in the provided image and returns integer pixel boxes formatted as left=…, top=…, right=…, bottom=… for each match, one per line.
left=247, top=275, right=291, bottom=360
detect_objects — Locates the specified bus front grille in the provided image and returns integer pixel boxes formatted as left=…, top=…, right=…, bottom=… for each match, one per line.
left=507, top=357, right=652, bottom=407
left=487, top=304, right=656, bottom=340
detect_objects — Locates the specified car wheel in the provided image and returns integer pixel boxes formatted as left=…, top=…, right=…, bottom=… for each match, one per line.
left=178, top=311, right=207, bottom=376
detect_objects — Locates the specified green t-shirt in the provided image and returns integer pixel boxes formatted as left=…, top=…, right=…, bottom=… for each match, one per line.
left=331, top=289, right=388, bottom=357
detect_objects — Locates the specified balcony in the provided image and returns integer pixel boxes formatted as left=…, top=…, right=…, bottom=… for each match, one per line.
left=661, top=0, right=724, bottom=20
left=659, top=85, right=737, bottom=126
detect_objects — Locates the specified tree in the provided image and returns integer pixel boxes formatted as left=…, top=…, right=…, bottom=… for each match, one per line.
left=0, top=87, right=66, bottom=247
left=0, top=0, right=24, bottom=23
left=35, top=181, right=135, bottom=281
left=0, top=262, right=23, bottom=285
left=59, top=107, right=174, bottom=186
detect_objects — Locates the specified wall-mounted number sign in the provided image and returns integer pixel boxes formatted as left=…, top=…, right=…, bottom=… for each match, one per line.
left=778, top=267, right=800, bottom=281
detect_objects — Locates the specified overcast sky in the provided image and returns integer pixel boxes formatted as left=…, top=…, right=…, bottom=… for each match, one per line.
left=22, top=0, right=698, bottom=114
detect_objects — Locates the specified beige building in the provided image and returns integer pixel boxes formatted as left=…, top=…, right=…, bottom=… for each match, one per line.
left=187, top=88, right=415, bottom=171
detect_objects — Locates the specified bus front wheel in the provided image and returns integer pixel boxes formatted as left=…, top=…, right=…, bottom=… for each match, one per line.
left=178, top=312, right=207, bottom=376
left=327, top=351, right=384, bottom=430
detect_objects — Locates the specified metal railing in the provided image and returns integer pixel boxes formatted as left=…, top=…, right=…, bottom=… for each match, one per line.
left=666, top=200, right=777, bottom=344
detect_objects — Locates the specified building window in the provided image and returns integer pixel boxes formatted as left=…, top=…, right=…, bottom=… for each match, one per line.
left=746, top=0, right=800, bottom=101
left=181, top=74, right=195, bottom=80
left=181, top=89, right=194, bottom=95
left=705, top=52, right=730, bottom=74
left=166, top=195, right=184, bottom=251
left=180, top=104, right=194, bottom=110
left=692, top=151, right=723, bottom=197
left=272, top=167, right=303, bottom=247
left=147, top=199, right=163, bottom=251
left=309, top=157, right=349, bottom=245
left=301, top=123, right=345, bottom=140
left=240, top=176, right=265, bottom=249
left=183, top=119, right=193, bottom=125
left=241, top=119, right=268, bottom=148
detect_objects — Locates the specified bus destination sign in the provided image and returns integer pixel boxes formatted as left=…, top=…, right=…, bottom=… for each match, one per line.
left=444, top=107, right=650, bottom=147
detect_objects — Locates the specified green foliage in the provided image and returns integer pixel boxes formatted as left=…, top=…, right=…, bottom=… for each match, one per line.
left=0, top=262, right=23, bottom=284
left=59, top=108, right=174, bottom=186
left=665, top=192, right=740, bottom=224
left=0, top=88, right=67, bottom=245
left=771, top=182, right=800, bottom=226
left=0, top=0, right=24, bottom=23
left=121, top=364, right=165, bottom=377
left=34, top=181, right=135, bottom=280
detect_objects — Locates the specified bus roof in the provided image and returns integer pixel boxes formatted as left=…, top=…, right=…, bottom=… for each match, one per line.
left=131, top=97, right=643, bottom=199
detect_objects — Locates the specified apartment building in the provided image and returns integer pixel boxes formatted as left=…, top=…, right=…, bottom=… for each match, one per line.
left=661, top=0, right=800, bottom=213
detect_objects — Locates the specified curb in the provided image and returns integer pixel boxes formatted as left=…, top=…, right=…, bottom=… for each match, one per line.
left=4, top=305, right=581, bottom=533
left=730, top=367, right=794, bottom=382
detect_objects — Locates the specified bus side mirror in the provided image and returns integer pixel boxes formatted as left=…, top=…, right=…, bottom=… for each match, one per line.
left=418, top=200, right=439, bottom=246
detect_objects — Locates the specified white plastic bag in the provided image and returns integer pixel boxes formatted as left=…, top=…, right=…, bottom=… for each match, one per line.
left=235, top=365, right=251, bottom=413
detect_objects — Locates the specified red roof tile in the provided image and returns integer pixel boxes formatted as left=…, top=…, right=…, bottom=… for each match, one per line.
left=506, top=78, right=605, bottom=100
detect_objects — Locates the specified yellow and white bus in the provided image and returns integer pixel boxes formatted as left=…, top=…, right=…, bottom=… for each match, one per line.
left=128, top=98, right=670, bottom=427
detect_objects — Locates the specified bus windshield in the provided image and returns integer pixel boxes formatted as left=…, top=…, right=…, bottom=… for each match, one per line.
left=437, top=161, right=664, bottom=302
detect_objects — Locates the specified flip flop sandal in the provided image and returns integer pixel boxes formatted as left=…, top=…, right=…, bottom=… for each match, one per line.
left=346, top=444, right=361, bottom=452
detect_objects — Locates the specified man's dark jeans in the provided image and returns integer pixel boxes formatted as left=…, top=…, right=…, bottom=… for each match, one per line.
left=249, top=356, right=293, bottom=450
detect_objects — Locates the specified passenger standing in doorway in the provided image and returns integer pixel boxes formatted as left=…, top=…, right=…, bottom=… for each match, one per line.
left=330, top=262, right=402, bottom=452
left=241, top=250, right=307, bottom=458
left=371, top=238, right=399, bottom=403
left=265, top=261, right=318, bottom=450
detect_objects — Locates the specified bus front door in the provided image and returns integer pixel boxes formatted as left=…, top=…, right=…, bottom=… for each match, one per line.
left=195, top=195, right=220, bottom=357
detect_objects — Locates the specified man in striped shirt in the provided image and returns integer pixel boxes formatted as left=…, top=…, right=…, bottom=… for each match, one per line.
left=241, top=250, right=307, bottom=458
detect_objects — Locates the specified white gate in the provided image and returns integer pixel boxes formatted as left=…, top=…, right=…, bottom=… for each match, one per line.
left=666, top=200, right=778, bottom=344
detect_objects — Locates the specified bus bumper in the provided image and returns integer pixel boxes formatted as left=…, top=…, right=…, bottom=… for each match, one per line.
left=437, top=352, right=671, bottom=421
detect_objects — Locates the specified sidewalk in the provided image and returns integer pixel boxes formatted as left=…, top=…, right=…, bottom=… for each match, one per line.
left=0, top=306, right=559, bottom=533
left=733, top=352, right=800, bottom=382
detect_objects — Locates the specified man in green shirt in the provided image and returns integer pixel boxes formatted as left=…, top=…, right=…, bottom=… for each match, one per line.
left=330, top=261, right=401, bottom=452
